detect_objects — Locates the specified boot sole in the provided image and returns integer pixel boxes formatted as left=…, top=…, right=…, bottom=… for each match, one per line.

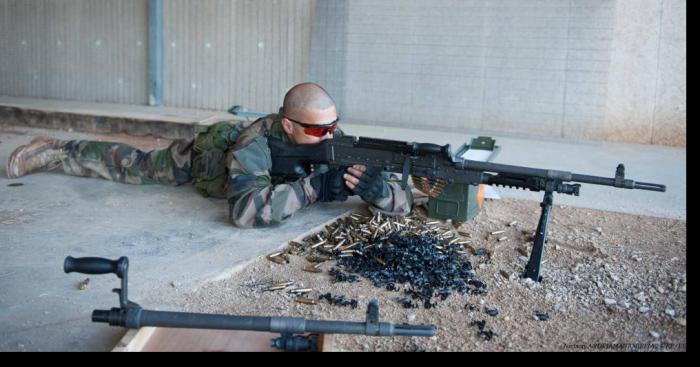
left=6, top=144, right=24, bottom=178
left=5, top=147, right=23, bottom=179
left=6, top=137, right=54, bottom=179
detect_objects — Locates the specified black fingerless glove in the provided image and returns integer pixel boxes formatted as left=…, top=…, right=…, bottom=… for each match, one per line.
left=310, top=167, right=352, bottom=202
left=352, top=166, right=390, bottom=203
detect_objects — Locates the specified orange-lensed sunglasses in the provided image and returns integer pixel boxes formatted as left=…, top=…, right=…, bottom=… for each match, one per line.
left=284, top=115, right=339, bottom=137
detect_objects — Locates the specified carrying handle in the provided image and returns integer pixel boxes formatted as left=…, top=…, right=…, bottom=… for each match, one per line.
left=64, top=256, right=128, bottom=279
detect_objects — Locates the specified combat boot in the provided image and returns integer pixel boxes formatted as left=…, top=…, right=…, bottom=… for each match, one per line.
left=6, top=137, right=70, bottom=179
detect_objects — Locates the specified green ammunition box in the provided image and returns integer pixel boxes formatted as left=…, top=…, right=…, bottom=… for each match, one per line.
left=428, top=136, right=499, bottom=222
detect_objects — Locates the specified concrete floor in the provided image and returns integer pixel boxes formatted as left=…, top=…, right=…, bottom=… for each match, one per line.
left=0, top=124, right=685, bottom=351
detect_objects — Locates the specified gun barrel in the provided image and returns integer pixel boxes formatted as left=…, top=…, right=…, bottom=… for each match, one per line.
left=462, top=160, right=665, bottom=192
left=137, top=310, right=278, bottom=331
left=305, top=320, right=436, bottom=337
left=633, top=181, right=666, bottom=192
left=571, top=174, right=666, bottom=191
left=462, top=160, right=572, bottom=180
left=93, top=309, right=435, bottom=337
left=570, top=173, right=618, bottom=186
left=392, top=323, right=438, bottom=337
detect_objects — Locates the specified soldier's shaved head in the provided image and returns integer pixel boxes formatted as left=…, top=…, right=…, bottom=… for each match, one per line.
left=280, top=82, right=338, bottom=144
left=283, top=83, right=337, bottom=121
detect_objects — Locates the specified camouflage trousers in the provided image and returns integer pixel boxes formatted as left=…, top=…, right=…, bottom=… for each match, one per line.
left=60, top=139, right=194, bottom=185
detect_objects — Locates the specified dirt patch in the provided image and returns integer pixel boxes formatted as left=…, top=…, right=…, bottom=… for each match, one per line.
left=179, top=199, right=686, bottom=352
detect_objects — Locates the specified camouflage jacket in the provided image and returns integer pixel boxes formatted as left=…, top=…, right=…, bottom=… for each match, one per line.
left=222, top=113, right=413, bottom=228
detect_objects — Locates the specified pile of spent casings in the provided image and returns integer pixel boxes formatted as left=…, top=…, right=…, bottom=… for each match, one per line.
left=278, top=210, right=487, bottom=309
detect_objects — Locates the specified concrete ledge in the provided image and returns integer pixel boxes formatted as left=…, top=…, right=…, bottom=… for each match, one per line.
left=0, top=96, right=242, bottom=140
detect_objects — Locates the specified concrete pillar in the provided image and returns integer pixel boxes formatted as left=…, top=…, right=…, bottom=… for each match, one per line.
left=148, top=0, right=164, bottom=106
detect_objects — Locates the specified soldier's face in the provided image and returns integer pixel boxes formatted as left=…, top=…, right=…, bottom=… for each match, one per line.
left=282, top=106, right=338, bottom=145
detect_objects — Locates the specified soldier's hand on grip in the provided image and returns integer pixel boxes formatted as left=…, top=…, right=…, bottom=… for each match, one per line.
left=311, top=167, right=351, bottom=202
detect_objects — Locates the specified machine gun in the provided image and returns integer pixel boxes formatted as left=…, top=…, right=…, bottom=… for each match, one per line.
left=268, top=135, right=666, bottom=281
left=63, top=256, right=436, bottom=352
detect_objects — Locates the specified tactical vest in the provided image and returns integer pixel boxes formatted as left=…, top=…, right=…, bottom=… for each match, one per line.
left=191, top=120, right=248, bottom=198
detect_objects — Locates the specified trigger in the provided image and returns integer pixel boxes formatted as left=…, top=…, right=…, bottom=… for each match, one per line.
left=293, top=165, right=307, bottom=177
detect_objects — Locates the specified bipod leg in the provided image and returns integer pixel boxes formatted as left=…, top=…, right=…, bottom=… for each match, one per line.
left=523, top=191, right=554, bottom=282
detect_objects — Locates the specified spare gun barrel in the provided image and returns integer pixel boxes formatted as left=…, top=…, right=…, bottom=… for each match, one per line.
left=92, top=309, right=435, bottom=337
left=69, top=254, right=437, bottom=350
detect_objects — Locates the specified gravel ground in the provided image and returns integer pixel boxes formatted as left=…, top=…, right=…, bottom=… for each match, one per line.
left=179, top=198, right=686, bottom=352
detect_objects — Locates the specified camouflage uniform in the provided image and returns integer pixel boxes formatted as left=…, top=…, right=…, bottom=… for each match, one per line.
left=60, top=112, right=413, bottom=227
left=61, top=139, right=193, bottom=185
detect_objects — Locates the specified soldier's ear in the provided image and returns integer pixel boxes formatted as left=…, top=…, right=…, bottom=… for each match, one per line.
left=281, top=118, right=294, bottom=136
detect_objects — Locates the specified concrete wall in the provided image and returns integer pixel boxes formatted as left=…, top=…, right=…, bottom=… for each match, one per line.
left=0, top=0, right=686, bottom=146
left=310, top=0, right=685, bottom=146
left=602, top=0, right=686, bottom=146
left=0, top=0, right=149, bottom=105
left=312, top=0, right=613, bottom=139
left=163, top=0, right=315, bottom=112
left=0, top=0, right=315, bottom=113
